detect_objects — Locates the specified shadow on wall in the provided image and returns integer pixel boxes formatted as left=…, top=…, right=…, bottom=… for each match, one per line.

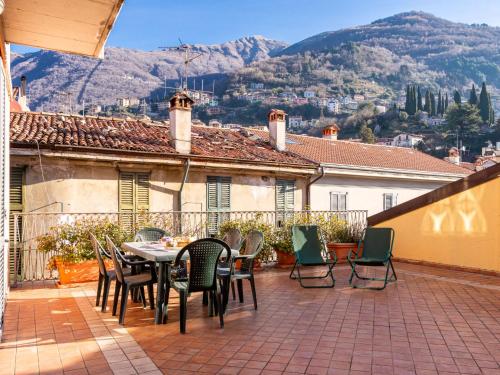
left=423, top=186, right=488, bottom=236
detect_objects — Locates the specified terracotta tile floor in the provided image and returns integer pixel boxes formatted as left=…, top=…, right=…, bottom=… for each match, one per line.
left=1, top=263, right=499, bottom=375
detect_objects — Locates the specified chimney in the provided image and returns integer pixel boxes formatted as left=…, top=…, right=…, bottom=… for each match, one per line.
left=268, top=109, right=286, bottom=151
left=18, top=75, right=30, bottom=111
left=446, top=147, right=460, bottom=165
left=322, top=123, right=339, bottom=141
left=169, top=92, right=194, bottom=154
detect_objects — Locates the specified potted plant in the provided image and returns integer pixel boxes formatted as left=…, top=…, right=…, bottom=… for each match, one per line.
left=38, top=219, right=131, bottom=284
left=323, top=217, right=363, bottom=263
left=218, top=215, right=274, bottom=270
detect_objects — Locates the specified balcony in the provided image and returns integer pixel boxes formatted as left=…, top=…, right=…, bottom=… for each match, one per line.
left=1, top=262, right=499, bottom=374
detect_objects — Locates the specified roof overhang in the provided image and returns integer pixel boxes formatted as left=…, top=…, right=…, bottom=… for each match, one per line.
left=1, top=0, right=124, bottom=58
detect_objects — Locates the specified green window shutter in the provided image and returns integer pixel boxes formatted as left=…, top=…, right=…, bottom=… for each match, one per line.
left=119, top=172, right=150, bottom=232
left=9, top=167, right=24, bottom=279
left=207, top=176, right=231, bottom=235
left=135, top=173, right=150, bottom=226
left=276, top=179, right=295, bottom=211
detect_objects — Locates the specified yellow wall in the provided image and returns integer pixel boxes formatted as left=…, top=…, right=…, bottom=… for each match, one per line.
left=375, top=177, right=500, bottom=273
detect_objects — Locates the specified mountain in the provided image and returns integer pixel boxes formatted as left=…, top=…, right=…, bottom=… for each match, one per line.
left=231, top=11, right=500, bottom=99
left=11, top=36, right=287, bottom=111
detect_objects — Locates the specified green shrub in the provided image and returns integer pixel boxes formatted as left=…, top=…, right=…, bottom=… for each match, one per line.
left=37, top=219, right=133, bottom=265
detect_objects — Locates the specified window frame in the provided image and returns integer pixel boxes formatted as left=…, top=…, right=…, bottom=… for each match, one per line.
left=330, top=191, right=348, bottom=211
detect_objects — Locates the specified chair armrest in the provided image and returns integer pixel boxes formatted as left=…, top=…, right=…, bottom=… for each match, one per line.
left=347, top=242, right=363, bottom=260
left=233, top=254, right=255, bottom=261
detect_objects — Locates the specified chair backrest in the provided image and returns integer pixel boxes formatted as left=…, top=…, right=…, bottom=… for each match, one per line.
left=174, top=238, right=230, bottom=293
left=361, top=227, right=395, bottom=261
left=291, top=225, right=325, bottom=265
left=222, top=228, right=242, bottom=250
left=134, top=227, right=167, bottom=242
left=90, top=233, right=107, bottom=276
left=240, top=230, right=264, bottom=272
left=106, top=236, right=125, bottom=283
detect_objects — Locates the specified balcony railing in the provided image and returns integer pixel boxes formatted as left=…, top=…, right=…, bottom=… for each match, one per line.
left=10, top=210, right=367, bottom=284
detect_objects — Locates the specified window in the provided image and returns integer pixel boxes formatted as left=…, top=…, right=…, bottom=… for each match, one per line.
left=207, top=176, right=231, bottom=235
left=383, top=193, right=397, bottom=210
left=119, top=172, right=150, bottom=232
left=276, top=179, right=295, bottom=225
left=9, top=167, right=25, bottom=280
left=330, top=192, right=347, bottom=211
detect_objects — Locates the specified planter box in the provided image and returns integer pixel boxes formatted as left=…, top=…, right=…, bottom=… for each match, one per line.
left=275, top=250, right=295, bottom=268
left=327, top=243, right=363, bottom=264
left=55, top=257, right=111, bottom=285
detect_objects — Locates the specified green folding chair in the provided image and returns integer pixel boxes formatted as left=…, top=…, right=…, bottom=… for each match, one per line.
left=290, top=225, right=336, bottom=288
left=347, top=227, right=396, bottom=290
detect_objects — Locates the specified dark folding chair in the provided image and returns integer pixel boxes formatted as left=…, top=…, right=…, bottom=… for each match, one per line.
left=222, top=228, right=243, bottom=251
left=134, top=227, right=167, bottom=242
left=347, top=227, right=397, bottom=290
left=106, top=236, right=157, bottom=325
left=290, top=225, right=336, bottom=288
left=166, top=238, right=230, bottom=334
left=218, top=230, right=263, bottom=311
left=90, top=233, right=132, bottom=312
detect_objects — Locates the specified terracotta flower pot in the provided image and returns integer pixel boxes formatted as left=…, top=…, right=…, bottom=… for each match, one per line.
left=275, top=250, right=296, bottom=268
left=327, top=243, right=363, bottom=264
left=55, top=257, right=112, bottom=285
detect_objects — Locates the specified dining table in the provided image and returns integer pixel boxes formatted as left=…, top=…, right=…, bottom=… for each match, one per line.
left=121, top=241, right=239, bottom=324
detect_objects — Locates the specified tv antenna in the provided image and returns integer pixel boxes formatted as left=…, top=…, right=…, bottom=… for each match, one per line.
left=159, top=38, right=203, bottom=91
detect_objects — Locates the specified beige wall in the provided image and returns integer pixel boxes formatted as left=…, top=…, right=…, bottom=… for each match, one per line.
left=310, top=175, right=446, bottom=215
left=12, top=156, right=307, bottom=213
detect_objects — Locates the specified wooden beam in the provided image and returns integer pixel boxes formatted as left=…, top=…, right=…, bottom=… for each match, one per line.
left=93, top=0, right=124, bottom=58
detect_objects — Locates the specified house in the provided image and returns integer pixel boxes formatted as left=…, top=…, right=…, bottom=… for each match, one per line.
left=248, top=120, right=470, bottom=216
left=249, top=83, right=264, bottom=90
left=304, top=90, right=315, bottom=98
left=0, top=0, right=124, bottom=337
left=288, top=116, right=303, bottom=127
left=327, top=99, right=340, bottom=114
left=117, top=97, right=140, bottom=108
left=392, top=133, right=424, bottom=148
left=10, top=98, right=317, bottom=234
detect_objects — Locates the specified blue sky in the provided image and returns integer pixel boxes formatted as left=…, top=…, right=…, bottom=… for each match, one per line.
left=12, top=0, right=500, bottom=53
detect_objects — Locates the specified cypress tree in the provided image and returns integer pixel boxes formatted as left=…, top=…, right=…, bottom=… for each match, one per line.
left=405, top=85, right=410, bottom=113
left=437, top=91, right=442, bottom=115
left=411, top=85, right=417, bottom=115
left=417, top=86, right=423, bottom=111
left=424, top=90, right=430, bottom=112
left=479, top=82, right=490, bottom=123
left=430, top=92, right=436, bottom=116
left=453, top=90, right=461, bottom=105
left=488, top=94, right=495, bottom=124
left=445, top=93, right=449, bottom=111
left=469, top=84, right=478, bottom=106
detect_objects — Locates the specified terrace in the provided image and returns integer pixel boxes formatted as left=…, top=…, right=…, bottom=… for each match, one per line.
left=1, top=262, right=499, bottom=375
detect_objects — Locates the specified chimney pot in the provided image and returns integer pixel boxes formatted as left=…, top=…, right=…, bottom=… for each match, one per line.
left=169, top=92, right=194, bottom=154
left=322, top=123, right=339, bottom=141
left=268, top=109, right=286, bottom=151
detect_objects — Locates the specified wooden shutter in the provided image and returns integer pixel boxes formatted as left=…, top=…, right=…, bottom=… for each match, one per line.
left=9, top=167, right=24, bottom=279
left=276, top=179, right=295, bottom=225
left=207, top=176, right=231, bottom=235
left=119, top=172, right=150, bottom=232
left=383, top=193, right=394, bottom=210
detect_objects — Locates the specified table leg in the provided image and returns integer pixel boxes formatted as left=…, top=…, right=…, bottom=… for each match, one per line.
left=162, top=263, right=170, bottom=324
left=155, top=262, right=166, bottom=324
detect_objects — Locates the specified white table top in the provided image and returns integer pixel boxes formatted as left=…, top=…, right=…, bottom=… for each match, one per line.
left=122, top=241, right=239, bottom=263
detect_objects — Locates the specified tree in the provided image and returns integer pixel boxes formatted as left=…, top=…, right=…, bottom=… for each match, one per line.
left=478, top=82, right=492, bottom=123
left=430, top=92, right=436, bottom=116
left=453, top=90, right=461, bottom=105
left=424, top=90, right=431, bottom=112
left=417, top=86, right=423, bottom=111
left=445, top=103, right=482, bottom=137
left=437, top=91, right=442, bottom=115
left=405, top=85, right=410, bottom=113
left=445, top=93, right=449, bottom=111
left=359, top=123, right=375, bottom=144
left=488, top=94, right=495, bottom=124
left=469, top=84, right=478, bottom=106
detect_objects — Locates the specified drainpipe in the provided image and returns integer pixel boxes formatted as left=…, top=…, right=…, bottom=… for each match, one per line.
left=306, top=166, right=325, bottom=209
left=178, top=158, right=191, bottom=211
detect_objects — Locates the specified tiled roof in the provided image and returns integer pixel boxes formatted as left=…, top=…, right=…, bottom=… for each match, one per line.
left=9, top=112, right=315, bottom=168
left=249, top=129, right=470, bottom=175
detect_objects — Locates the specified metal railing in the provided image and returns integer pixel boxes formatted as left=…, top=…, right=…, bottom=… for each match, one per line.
left=10, top=210, right=367, bottom=283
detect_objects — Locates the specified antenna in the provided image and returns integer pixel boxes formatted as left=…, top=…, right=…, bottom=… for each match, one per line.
left=159, top=38, right=203, bottom=91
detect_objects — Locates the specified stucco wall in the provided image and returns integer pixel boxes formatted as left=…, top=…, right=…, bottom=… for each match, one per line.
left=310, top=175, right=445, bottom=215
left=375, top=177, right=500, bottom=273
left=12, top=157, right=306, bottom=213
